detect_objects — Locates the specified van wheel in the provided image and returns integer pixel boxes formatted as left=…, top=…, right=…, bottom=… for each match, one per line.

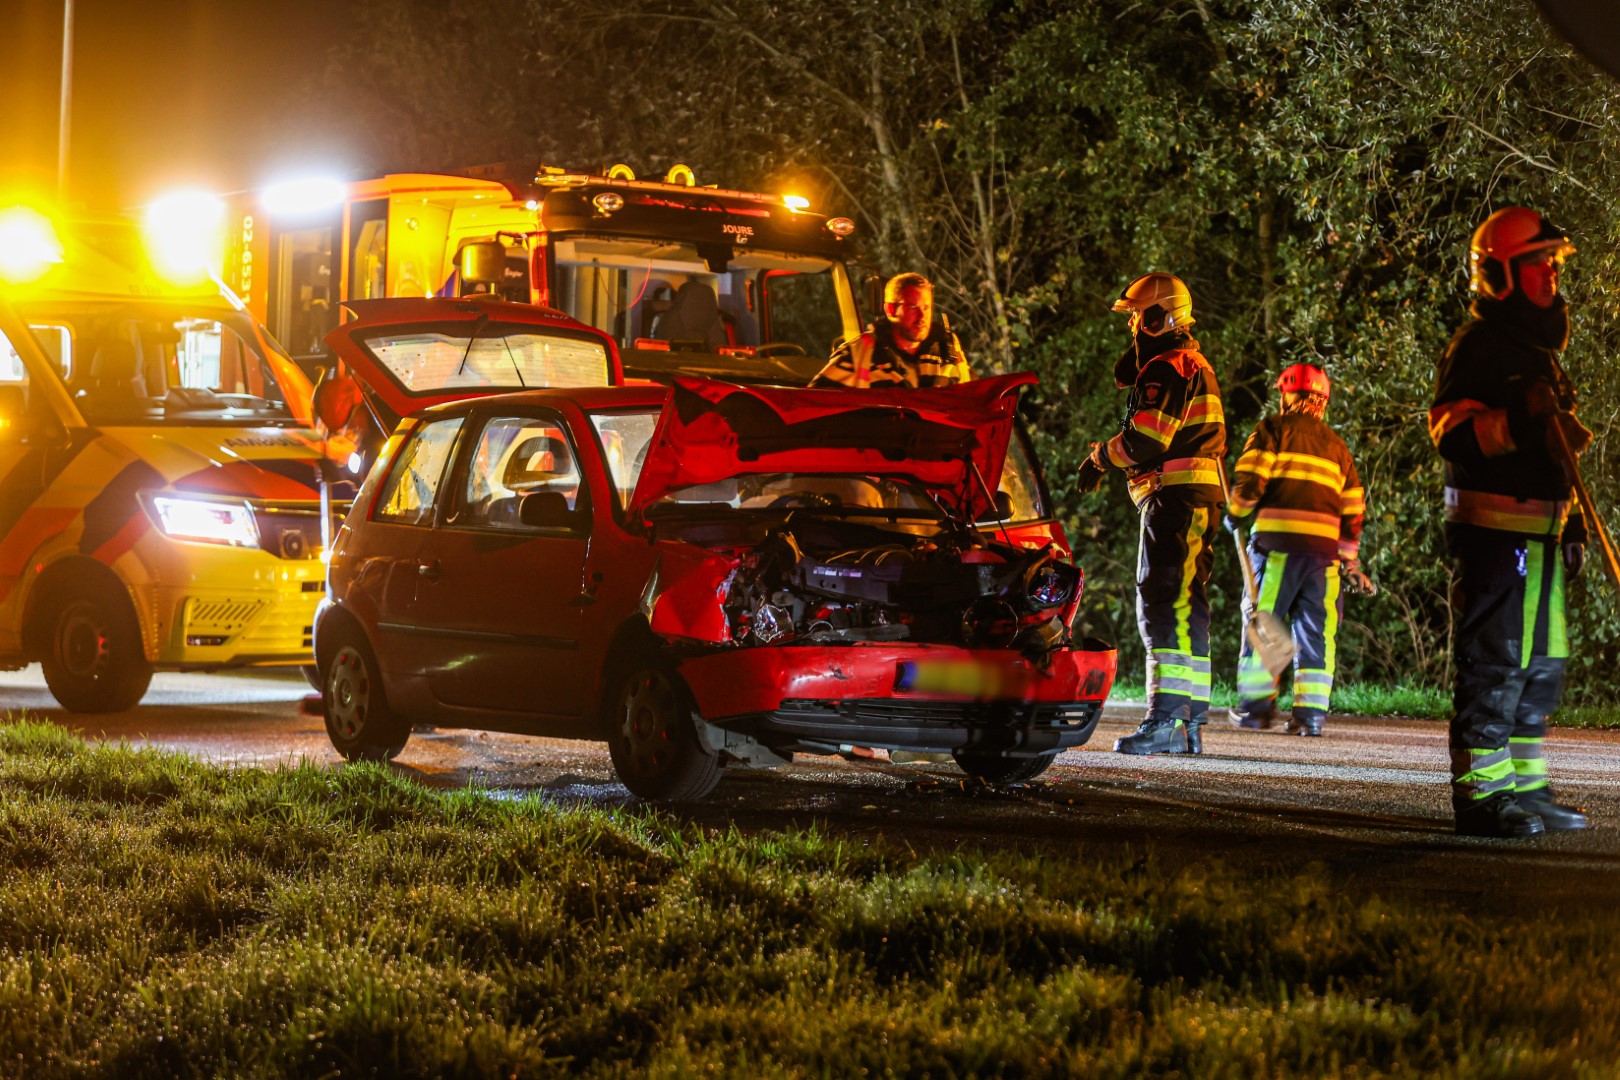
left=608, top=665, right=722, bottom=801
left=953, top=750, right=1056, bottom=784
left=322, top=627, right=408, bottom=762
left=41, top=580, right=152, bottom=713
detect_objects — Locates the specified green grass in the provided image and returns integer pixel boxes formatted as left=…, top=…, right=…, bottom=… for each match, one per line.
left=1108, top=680, right=1453, bottom=719
left=1, top=717, right=1619, bottom=1076
left=1110, top=681, right=1620, bottom=728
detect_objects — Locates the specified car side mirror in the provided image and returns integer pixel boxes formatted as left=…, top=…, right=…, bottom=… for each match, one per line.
left=311, top=367, right=361, bottom=431
left=519, top=491, right=587, bottom=531
left=459, top=242, right=508, bottom=286
left=861, top=271, right=883, bottom=324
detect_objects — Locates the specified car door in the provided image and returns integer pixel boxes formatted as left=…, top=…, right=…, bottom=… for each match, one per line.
left=407, top=408, right=590, bottom=719
left=0, top=304, right=85, bottom=650
left=360, top=413, right=467, bottom=690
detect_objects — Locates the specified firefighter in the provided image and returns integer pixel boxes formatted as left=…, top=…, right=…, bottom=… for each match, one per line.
left=1429, top=206, right=1593, bottom=838
left=1225, top=364, right=1372, bottom=736
left=1076, top=273, right=1226, bottom=754
left=812, top=273, right=971, bottom=388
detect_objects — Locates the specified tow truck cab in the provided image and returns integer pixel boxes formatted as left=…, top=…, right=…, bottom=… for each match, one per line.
left=224, top=165, right=868, bottom=387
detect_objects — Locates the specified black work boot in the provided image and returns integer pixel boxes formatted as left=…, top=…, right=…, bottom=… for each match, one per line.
left=1514, top=787, right=1590, bottom=831
left=1114, top=716, right=1191, bottom=755
left=1229, top=705, right=1277, bottom=731
left=1454, top=792, right=1545, bottom=839
left=1285, top=714, right=1324, bottom=737
left=1185, top=719, right=1206, bottom=755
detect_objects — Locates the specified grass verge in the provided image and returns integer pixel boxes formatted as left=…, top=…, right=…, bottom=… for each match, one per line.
left=1108, top=680, right=1452, bottom=719
left=0, top=717, right=1618, bottom=1076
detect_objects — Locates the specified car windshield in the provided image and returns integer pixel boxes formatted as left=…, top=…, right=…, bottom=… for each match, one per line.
left=551, top=236, right=848, bottom=367
left=16, top=300, right=304, bottom=425
left=649, top=473, right=946, bottom=519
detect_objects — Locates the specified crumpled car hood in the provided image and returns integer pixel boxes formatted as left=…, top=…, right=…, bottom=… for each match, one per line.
left=628, top=373, right=1036, bottom=520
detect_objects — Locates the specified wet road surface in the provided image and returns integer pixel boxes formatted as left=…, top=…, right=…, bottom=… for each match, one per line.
left=4, top=665, right=1619, bottom=915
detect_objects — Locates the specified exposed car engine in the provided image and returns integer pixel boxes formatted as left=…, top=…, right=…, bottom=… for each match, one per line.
left=722, top=526, right=1080, bottom=658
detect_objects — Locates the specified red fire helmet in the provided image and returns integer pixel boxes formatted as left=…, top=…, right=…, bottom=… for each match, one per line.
left=1276, top=363, right=1331, bottom=399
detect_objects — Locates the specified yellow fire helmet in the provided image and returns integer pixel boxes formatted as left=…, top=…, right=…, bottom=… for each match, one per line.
left=1110, top=272, right=1194, bottom=336
left=1469, top=207, right=1576, bottom=300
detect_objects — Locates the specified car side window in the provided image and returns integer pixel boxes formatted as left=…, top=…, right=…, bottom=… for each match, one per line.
left=373, top=416, right=464, bottom=525
left=456, top=415, right=584, bottom=530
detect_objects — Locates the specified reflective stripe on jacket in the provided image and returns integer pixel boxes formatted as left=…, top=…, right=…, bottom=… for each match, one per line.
left=1106, top=347, right=1226, bottom=507
left=1228, top=412, right=1364, bottom=560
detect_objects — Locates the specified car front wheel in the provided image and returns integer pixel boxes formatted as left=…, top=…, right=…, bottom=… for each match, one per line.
left=41, top=579, right=153, bottom=713
left=608, top=665, right=722, bottom=801
left=953, top=750, right=1057, bottom=784
left=322, top=628, right=408, bottom=762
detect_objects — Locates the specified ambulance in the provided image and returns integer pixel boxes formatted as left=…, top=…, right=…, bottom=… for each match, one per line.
left=224, top=164, right=868, bottom=388
left=0, top=205, right=616, bottom=712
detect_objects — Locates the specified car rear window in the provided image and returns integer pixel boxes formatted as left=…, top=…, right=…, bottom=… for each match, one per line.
left=359, top=322, right=609, bottom=395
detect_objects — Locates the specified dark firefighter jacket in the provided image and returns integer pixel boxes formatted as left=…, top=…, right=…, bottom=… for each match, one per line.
left=812, top=315, right=970, bottom=389
left=1428, top=300, right=1587, bottom=543
left=1100, top=334, right=1226, bottom=506
left=1228, top=412, right=1365, bottom=561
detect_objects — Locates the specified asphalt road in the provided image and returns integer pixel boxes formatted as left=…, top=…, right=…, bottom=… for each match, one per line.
left=4, top=665, right=1618, bottom=916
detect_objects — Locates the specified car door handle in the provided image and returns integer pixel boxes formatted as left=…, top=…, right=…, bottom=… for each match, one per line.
left=417, top=560, right=443, bottom=581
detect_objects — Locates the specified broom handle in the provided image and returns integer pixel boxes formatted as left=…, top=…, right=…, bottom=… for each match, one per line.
left=1550, top=420, right=1620, bottom=600
left=1216, top=461, right=1261, bottom=606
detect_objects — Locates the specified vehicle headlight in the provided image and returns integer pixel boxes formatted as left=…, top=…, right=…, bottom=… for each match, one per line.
left=145, top=494, right=259, bottom=547
left=1025, top=560, right=1079, bottom=609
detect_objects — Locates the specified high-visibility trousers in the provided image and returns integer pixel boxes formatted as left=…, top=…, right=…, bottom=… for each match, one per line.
left=1136, top=490, right=1217, bottom=724
left=1446, top=524, right=1568, bottom=810
left=1236, top=548, right=1343, bottom=722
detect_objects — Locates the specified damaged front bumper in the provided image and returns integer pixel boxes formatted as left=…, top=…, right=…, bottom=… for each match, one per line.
left=678, top=640, right=1116, bottom=756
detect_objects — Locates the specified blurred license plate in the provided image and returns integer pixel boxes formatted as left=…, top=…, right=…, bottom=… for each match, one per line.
left=895, top=659, right=1025, bottom=697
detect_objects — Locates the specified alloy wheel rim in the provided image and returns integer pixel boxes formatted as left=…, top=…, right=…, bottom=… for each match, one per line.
left=57, top=602, right=110, bottom=680
left=328, top=645, right=371, bottom=741
left=621, top=670, right=679, bottom=776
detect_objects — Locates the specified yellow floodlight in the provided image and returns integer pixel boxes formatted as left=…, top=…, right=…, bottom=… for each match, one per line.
left=144, top=190, right=225, bottom=285
left=665, top=164, right=696, bottom=187
left=0, top=206, right=64, bottom=284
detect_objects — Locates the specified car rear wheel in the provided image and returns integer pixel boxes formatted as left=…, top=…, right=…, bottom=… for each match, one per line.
left=953, top=750, right=1057, bottom=784
left=322, top=627, right=408, bottom=762
left=608, top=665, right=722, bottom=801
left=41, top=579, right=153, bottom=713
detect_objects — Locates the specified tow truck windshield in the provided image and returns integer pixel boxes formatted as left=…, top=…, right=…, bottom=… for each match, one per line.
left=551, top=237, right=849, bottom=379
left=17, top=301, right=303, bottom=425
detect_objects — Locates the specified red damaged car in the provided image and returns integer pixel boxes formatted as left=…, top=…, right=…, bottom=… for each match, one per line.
left=314, top=372, right=1116, bottom=799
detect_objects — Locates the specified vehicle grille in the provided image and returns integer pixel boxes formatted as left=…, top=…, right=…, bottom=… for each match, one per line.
left=184, top=598, right=265, bottom=636
left=775, top=698, right=1098, bottom=728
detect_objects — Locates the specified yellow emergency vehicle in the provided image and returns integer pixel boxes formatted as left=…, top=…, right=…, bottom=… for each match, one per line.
left=224, top=164, right=868, bottom=387
left=0, top=207, right=341, bottom=712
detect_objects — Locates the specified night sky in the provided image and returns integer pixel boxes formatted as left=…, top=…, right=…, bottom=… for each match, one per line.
left=2, top=0, right=344, bottom=208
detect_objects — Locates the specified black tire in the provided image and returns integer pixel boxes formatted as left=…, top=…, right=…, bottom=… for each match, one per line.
left=321, top=626, right=408, bottom=762
left=953, top=750, right=1057, bottom=784
left=299, top=664, right=323, bottom=691
left=607, top=665, right=723, bottom=801
left=40, top=578, right=153, bottom=713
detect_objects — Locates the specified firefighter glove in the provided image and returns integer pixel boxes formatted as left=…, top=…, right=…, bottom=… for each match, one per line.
left=1075, top=447, right=1107, bottom=493
left=1222, top=512, right=1244, bottom=536
left=1550, top=411, right=1594, bottom=457
left=1564, top=542, right=1585, bottom=580
left=1343, top=562, right=1378, bottom=596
